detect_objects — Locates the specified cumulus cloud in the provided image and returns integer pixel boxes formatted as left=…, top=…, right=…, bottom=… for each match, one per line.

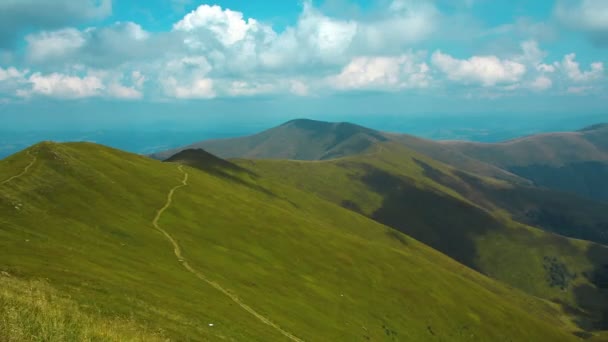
left=290, top=80, right=309, bottom=96
left=0, top=0, right=111, bottom=47
left=1, top=1, right=605, bottom=101
left=555, top=0, right=608, bottom=46
left=22, top=73, right=105, bottom=99
left=330, top=53, right=431, bottom=90
left=529, top=75, right=553, bottom=91
left=0, top=67, right=27, bottom=82
left=174, top=4, right=263, bottom=46
left=560, top=53, right=604, bottom=82
left=160, top=56, right=216, bottom=99
left=432, top=51, right=526, bottom=86
left=25, top=28, right=85, bottom=63
left=163, top=77, right=215, bottom=99
left=25, top=22, right=155, bottom=68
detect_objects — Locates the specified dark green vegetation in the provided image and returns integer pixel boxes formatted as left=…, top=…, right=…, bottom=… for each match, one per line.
left=1, top=142, right=587, bottom=340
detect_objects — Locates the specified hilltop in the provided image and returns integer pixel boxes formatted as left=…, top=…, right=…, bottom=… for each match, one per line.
left=151, top=119, right=389, bottom=161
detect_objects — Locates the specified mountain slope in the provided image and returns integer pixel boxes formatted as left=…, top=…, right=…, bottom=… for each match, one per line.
left=442, top=123, right=608, bottom=201
left=0, top=142, right=582, bottom=340
left=237, top=141, right=608, bottom=332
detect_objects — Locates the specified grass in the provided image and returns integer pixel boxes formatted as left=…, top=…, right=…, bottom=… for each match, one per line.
left=0, top=141, right=587, bottom=340
left=0, top=273, right=166, bottom=341
left=237, top=141, right=608, bottom=333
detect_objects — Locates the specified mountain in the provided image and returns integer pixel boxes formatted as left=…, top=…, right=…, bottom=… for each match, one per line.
left=237, top=141, right=608, bottom=332
left=151, top=119, right=389, bottom=161
left=157, top=119, right=608, bottom=202
left=442, top=123, right=608, bottom=201
left=1, top=142, right=584, bottom=340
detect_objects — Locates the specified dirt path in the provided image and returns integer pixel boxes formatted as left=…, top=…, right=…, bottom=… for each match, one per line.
left=152, top=165, right=303, bottom=342
left=1, top=151, right=37, bottom=186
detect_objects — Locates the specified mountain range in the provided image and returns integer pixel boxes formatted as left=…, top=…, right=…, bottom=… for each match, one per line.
left=154, top=119, right=608, bottom=202
left=2, top=119, right=608, bottom=340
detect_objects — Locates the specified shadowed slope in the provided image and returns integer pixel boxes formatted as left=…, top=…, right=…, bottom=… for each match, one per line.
left=0, top=142, right=581, bottom=340
left=443, top=123, right=608, bottom=201
left=239, top=141, right=608, bottom=333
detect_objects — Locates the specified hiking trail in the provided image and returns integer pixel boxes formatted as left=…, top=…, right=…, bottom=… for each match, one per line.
left=152, top=165, right=303, bottom=342
left=1, top=151, right=37, bottom=186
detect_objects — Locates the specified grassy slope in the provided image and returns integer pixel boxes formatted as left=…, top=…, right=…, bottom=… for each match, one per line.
left=237, top=142, right=608, bottom=332
left=0, top=142, right=580, bottom=341
left=0, top=273, right=165, bottom=342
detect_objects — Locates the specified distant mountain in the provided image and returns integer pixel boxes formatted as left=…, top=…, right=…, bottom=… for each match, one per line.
left=157, top=119, right=608, bottom=201
left=443, top=123, right=608, bottom=201
left=2, top=142, right=583, bottom=340
left=152, top=119, right=389, bottom=161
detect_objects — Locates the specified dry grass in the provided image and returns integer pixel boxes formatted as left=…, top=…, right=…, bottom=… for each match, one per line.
left=0, top=273, right=167, bottom=342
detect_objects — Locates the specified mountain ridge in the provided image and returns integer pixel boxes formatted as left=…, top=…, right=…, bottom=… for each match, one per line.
left=154, top=119, right=608, bottom=201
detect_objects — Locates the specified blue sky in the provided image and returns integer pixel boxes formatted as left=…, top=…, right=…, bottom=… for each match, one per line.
left=0, top=0, right=606, bottom=132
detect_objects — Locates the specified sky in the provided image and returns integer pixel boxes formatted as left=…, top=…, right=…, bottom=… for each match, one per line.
left=0, top=0, right=607, bottom=154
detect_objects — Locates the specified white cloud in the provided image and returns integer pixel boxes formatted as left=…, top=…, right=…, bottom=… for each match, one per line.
left=359, top=0, right=438, bottom=49
left=330, top=54, right=430, bottom=90
left=555, top=0, right=608, bottom=46
left=432, top=51, right=526, bottom=86
left=132, top=71, right=146, bottom=89
left=560, top=53, right=604, bottom=82
left=107, top=83, right=142, bottom=100
left=567, top=85, right=593, bottom=94
left=290, top=80, right=309, bottom=96
left=529, top=75, right=553, bottom=91
left=23, top=73, right=104, bottom=99
left=163, top=77, right=215, bottom=99
left=0, top=66, right=27, bottom=81
left=227, top=81, right=275, bottom=96
left=24, top=22, right=153, bottom=68
left=537, top=63, right=556, bottom=73
left=555, top=0, right=608, bottom=31
left=25, top=28, right=85, bottom=62
left=174, top=4, right=263, bottom=46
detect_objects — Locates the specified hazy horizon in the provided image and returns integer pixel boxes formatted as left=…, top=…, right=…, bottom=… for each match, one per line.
left=1, top=111, right=605, bottom=158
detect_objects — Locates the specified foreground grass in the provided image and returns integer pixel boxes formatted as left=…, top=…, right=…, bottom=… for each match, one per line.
left=0, top=273, right=165, bottom=342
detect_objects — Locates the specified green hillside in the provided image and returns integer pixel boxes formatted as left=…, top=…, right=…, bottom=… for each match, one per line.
left=0, top=142, right=585, bottom=340
left=237, top=141, right=608, bottom=333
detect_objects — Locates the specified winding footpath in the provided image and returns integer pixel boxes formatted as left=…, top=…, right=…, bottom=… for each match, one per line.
left=0, top=151, right=37, bottom=186
left=152, top=165, right=303, bottom=342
